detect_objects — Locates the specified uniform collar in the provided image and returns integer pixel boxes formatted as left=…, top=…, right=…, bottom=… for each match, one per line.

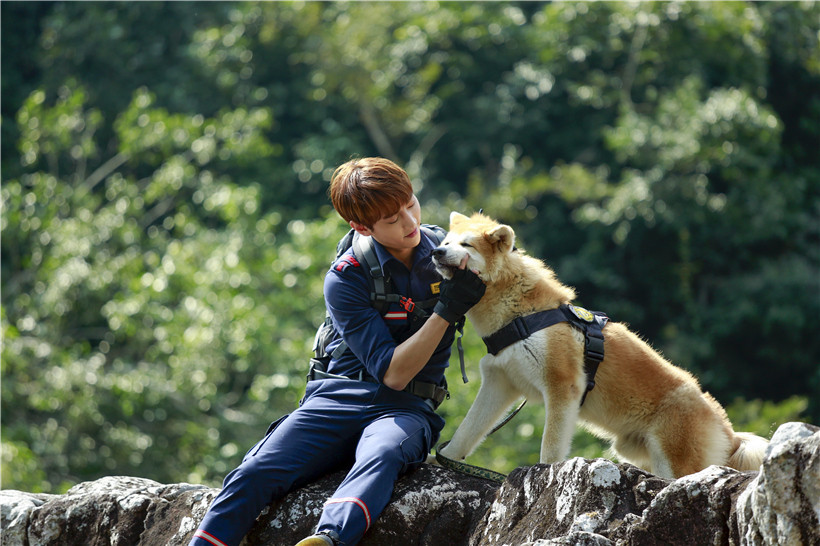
left=370, top=226, right=437, bottom=270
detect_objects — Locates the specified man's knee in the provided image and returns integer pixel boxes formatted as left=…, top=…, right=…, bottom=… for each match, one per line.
left=358, top=423, right=429, bottom=474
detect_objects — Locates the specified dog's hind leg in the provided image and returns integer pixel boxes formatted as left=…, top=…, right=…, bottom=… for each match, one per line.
left=646, top=433, right=676, bottom=478
left=440, top=359, right=521, bottom=461
left=611, top=433, right=652, bottom=473
left=648, top=387, right=735, bottom=478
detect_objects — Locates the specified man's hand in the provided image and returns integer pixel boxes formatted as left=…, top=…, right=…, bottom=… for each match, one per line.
left=433, top=268, right=486, bottom=324
left=383, top=266, right=485, bottom=391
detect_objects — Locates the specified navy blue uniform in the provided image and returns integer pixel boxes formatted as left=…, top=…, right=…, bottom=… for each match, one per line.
left=191, top=230, right=452, bottom=546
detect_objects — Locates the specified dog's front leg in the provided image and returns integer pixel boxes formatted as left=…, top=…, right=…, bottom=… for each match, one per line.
left=440, top=357, right=521, bottom=461
left=539, top=389, right=582, bottom=463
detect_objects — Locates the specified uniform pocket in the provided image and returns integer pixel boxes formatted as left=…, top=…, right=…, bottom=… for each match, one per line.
left=399, top=424, right=432, bottom=474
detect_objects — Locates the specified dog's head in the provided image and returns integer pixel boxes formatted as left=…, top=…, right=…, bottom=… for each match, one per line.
left=432, top=211, right=515, bottom=283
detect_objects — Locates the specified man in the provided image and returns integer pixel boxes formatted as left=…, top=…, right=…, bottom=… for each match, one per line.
left=190, top=157, right=485, bottom=546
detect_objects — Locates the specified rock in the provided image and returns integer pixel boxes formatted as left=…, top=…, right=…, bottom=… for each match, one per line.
left=736, top=422, right=820, bottom=545
left=0, top=490, right=57, bottom=545
left=475, top=422, right=819, bottom=546
left=247, top=465, right=498, bottom=546
left=472, top=459, right=669, bottom=545
left=626, top=465, right=757, bottom=545
left=0, top=466, right=497, bottom=546
left=2, top=422, right=818, bottom=546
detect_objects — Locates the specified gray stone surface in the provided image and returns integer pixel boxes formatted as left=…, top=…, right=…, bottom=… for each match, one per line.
left=2, top=422, right=818, bottom=546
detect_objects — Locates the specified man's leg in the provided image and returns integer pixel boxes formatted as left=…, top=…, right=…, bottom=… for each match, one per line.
left=190, top=385, right=363, bottom=546
left=315, top=410, right=432, bottom=545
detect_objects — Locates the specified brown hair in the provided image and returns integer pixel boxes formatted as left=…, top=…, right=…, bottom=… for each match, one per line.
left=329, top=157, right=414, bottom=227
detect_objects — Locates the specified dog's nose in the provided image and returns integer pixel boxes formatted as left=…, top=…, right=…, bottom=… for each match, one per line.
left=432, top=247, right=446, bottom=258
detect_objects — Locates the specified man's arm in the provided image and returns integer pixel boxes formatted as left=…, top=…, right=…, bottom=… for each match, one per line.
left=381, top=313, right=451, bottom=391
left=382, top=267, right=486, bottom=391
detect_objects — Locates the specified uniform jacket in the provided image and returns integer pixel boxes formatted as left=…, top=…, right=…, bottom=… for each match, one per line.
left=322, top=229, right=454, bottom=387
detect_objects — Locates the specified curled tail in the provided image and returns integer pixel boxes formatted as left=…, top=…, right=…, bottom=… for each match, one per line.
left=727, top=432, right=769, bottom=471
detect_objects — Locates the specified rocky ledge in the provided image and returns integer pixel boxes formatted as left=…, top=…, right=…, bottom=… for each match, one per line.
left=2, top=422, right=818, bottom=546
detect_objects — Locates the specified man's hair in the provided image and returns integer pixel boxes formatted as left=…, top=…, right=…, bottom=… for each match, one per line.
left=329, top=157, right=414, bottom=228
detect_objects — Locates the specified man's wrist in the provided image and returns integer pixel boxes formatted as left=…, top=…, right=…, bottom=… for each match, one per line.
left=433, top=301, right=461, bottom=324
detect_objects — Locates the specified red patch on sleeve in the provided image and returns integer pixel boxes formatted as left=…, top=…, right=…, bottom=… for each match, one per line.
left=335, top=256, right=361, bottom=271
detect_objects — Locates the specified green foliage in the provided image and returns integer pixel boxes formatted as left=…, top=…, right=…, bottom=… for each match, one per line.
left=727, top=396, right=809, bottom=438
left=2, top=1, right=818, bottom=493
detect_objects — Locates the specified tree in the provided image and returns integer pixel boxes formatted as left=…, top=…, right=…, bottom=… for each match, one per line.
left=2, top=1, right=817, bottom=492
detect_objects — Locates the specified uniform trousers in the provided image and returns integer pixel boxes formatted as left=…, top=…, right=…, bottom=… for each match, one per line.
left=190, top=378, right=444, bottom=546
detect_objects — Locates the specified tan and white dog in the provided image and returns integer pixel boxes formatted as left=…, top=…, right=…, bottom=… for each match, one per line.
left=433, top=212, right=768, bottom=478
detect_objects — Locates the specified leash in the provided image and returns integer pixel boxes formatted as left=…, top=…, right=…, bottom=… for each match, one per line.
left=434, top=398, right=527, bottom=483
left=435, top=441, right=507, bottom=483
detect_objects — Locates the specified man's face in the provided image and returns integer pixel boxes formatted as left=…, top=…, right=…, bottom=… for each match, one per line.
left=352, top=195, right=422, bottom=254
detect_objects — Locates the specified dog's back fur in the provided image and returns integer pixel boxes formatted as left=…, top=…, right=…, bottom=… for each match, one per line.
left=434, top=212, right=768, bottom=478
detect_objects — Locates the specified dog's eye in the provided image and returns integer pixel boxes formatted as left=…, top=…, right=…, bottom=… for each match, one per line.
left=462, top=242, right=473, bottom=249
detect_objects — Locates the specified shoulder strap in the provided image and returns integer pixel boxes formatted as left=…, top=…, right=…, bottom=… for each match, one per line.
left=320, top=225, right=447, bottom=361
left=420, top=223, right=447, bottom=245
left=352, top=233, right=392, bottom=314
left=335, top=228, right=357, bottom=260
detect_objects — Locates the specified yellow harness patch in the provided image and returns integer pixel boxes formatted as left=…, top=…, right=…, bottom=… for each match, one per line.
left=567, top=304, right=594, bottom=323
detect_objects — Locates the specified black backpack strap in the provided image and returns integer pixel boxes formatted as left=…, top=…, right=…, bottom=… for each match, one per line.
left=421, top=224, right=447, bottom=245
left=335, top=229, right=356, bottom=259
left=351, top=226, right=446, bottom=316
left=352, top=233, right=392, bottom=314
left=314, top=224, right=459, bottom=386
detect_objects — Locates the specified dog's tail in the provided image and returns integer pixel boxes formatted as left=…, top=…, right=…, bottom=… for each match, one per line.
left=727, top=432, right=769, bottom=472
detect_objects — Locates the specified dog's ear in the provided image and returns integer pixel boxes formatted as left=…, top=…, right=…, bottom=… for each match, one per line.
left=449, top=211, right=470, bottom=227
left=487, top=224, right=515, bottom=253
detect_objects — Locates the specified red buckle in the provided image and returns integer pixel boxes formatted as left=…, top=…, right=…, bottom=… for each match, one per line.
left=399, top=297, right=415, bottom=313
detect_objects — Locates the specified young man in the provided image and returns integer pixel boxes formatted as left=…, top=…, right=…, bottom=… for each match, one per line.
left=189, top=157, right=485, bottom=546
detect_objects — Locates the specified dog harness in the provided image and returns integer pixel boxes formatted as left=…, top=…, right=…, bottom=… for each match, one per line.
left=481, top=304, right=609, bottom=406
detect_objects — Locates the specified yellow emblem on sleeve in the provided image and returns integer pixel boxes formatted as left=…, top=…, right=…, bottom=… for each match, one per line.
left=430, top=281, right=441, bottom=294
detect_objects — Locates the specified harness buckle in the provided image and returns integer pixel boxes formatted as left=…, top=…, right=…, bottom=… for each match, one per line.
left=399, top=296, right=415, bottom=313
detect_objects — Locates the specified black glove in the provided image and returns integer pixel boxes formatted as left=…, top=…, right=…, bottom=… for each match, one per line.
left=433, top=268, right=486, bottom=324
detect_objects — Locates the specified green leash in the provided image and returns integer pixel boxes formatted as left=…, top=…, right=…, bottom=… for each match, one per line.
left=434, top=398, right=527, bottom=484
left=435, top=441, right=507, bottom=483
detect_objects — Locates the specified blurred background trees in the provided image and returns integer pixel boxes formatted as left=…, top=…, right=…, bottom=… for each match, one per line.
left=2, top=1, right=817, bottom=493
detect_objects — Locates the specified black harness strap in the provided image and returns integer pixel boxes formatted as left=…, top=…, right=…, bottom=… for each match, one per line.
left=481, top=304, right=609, bottom=406
left=483, top=309, right=569, bottom=356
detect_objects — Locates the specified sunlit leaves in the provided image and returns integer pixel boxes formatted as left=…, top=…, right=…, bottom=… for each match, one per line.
left=114, top=87, right=274, bottom=167
left=2, top=1, right=818, bottom=494
left=17, top=82, right=102, bottom=172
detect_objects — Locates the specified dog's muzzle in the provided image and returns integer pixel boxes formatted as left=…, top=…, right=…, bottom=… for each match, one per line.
left=431, top=247, right=456, bottom=277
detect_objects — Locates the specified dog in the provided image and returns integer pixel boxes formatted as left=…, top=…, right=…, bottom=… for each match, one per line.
left=432, top=211, right=768, bottom=479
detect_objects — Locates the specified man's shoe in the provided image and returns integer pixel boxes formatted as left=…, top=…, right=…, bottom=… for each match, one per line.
left=294, top=533, right=335, bottom=546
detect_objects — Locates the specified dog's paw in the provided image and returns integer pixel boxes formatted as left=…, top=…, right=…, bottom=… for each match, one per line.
left=438, top=443, right=464, bottom=461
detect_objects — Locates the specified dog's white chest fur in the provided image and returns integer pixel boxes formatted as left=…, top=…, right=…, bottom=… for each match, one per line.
left=483, top=330, right=550, bottom=400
